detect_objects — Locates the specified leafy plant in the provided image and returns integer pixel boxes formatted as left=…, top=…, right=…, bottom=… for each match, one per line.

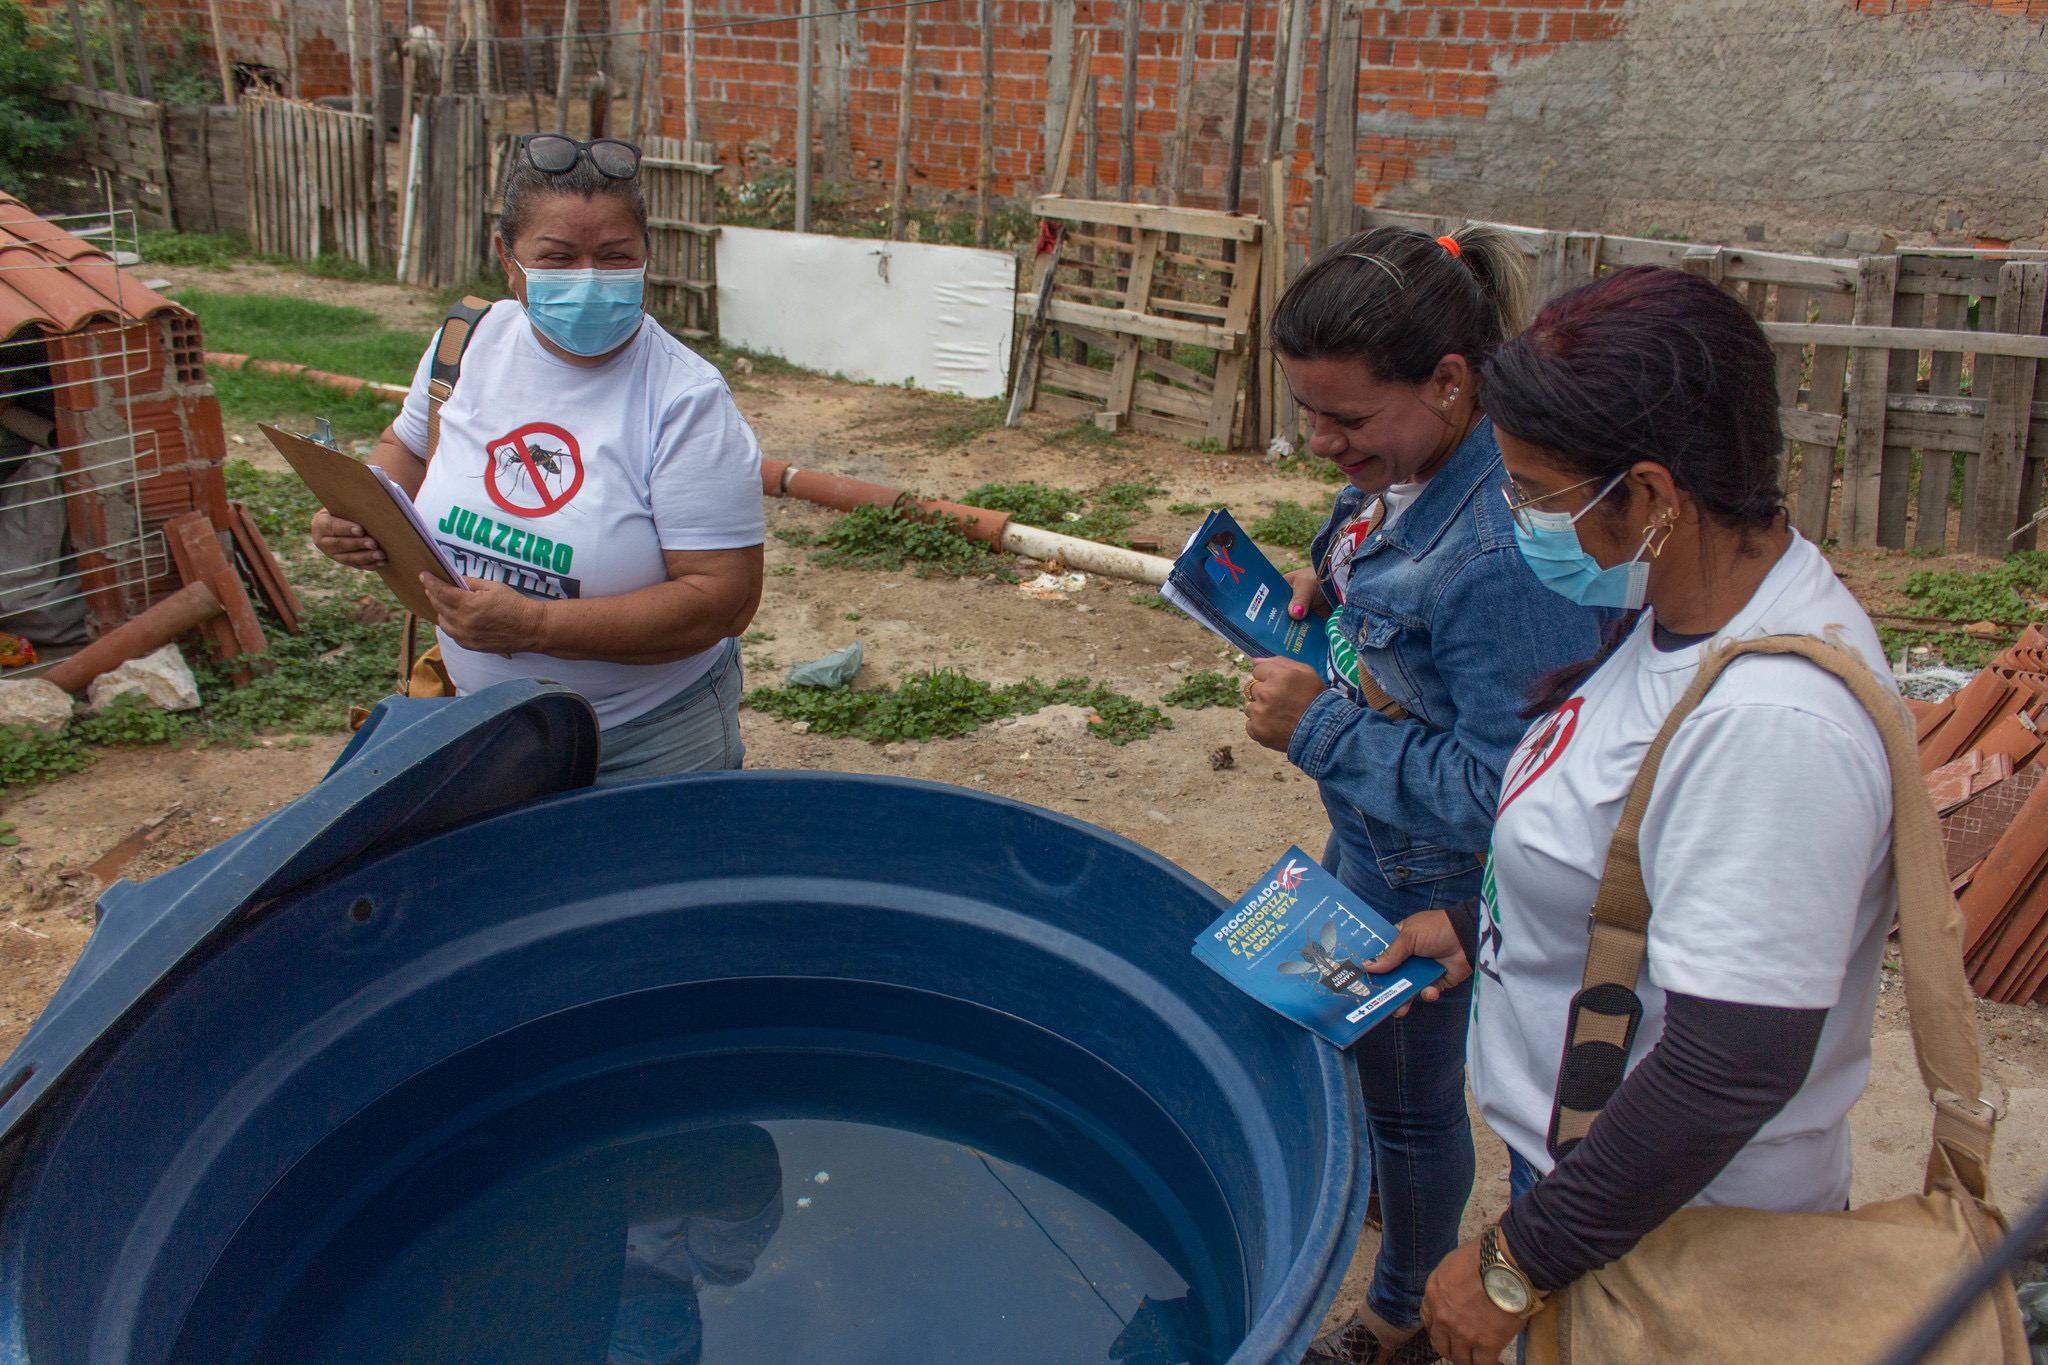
left=744, top=669, right=1169, bottom=745
left=0, top=0, right=74, bottom=197
left=1041, top=420, right=1127, bottom=453
left=963, top=481, right=1085, bottom=528
left=809, top=501, right=1004, bottom=577
left=1276, top=449, right=1347, bottom=484
left=1901, top=552, right=2048, bottom=624
left=1168, top=501, right=1226, bottom=517
left=1248, top=500, right=1327, bottom=552
left=140, top=230, right=249, bottom=267
left=1095, top=480, right=1168, bottom=511
left=0, top=724, right=87, bottom=788
left=74, top=694, right=190, bottom=746
left=1161, top=670, right=1243, bottom=709
left=225, top=457, right=325, bottom=549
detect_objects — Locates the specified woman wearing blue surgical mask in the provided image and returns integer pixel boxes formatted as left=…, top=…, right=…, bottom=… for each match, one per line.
left=310, top=136, right=765, bottom=780
left=1365, top=269, right=1898, bottom=1365
left=1246, top=228, right=1613, bottom=1365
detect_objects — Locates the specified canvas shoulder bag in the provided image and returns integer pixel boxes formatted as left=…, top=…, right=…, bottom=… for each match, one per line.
left=393, top=296, right=493, bottom=699
left=1524, top=633, right=2028, bottom=1365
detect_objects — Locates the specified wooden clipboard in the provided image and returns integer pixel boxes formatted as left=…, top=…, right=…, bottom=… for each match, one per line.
left=260, top=422, right=459, bottom=623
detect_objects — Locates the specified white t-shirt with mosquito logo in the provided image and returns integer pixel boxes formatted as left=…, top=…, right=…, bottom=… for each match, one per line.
left=393, top=300, right=765, bottom=726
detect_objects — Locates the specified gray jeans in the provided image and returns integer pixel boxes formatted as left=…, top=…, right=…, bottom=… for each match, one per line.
left=592, top=639, right=745, bottom=784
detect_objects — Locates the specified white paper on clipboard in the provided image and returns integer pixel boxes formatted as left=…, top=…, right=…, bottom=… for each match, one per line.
left=369, top=465, right=470, bottom=591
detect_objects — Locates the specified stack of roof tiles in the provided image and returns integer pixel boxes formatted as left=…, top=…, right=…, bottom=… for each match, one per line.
left=1915, top=625, right=2048, bottom=1001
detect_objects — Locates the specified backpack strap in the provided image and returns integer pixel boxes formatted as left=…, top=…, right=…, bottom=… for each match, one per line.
left=1548, top=634, right=1996, bottom=1198
left=423, top=295, right=493, bottom=464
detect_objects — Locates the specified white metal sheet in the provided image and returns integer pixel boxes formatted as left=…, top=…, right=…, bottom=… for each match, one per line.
left=714, top=227, right=1017, bottom=399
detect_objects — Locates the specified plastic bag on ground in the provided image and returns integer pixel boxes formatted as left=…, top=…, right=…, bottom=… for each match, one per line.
left=785, top=641, right=862, bottom=690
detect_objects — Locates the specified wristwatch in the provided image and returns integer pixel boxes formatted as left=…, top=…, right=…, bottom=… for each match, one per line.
left=1479, top=1223, right=1547, bottom=1320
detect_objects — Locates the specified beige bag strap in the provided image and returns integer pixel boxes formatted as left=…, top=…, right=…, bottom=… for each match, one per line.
left=1552, top=633, right=1996, bottom=1195
left=422, top=295, right=493, bottom=464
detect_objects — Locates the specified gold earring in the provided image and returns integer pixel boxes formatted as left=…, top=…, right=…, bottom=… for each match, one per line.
left=1642, top=507, right=1679, bottom=559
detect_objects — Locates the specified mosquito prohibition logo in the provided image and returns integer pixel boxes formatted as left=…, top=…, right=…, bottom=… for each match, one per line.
left=1498, top=697, right=1582, bottom=812
left=486, top=422, right=585, bottom=518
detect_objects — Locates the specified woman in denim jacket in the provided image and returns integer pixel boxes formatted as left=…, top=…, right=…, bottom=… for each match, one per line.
left=1242, top=226, right=1611, bottom=1364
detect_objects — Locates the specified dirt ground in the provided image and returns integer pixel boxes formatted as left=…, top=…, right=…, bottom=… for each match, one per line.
left=11, top=268, right=2048, bottom=1346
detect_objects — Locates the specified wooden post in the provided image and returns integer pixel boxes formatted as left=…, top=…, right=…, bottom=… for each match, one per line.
left=1793, top=290, right=1854, bottom=544
left=889, top=16, right=917, bottom=240
left=1118, top=0, right=1140, bottom=202
left=1308, top=0, right=1334, bottom=251
left=632, top=0, right=663, bottom=141
left=1041, top=0, right=1074, bottom=192
left=1261, top=155, right=1285, bottom=446
left=795, top=0, right=814, bottom=232
left=821, top=0, right=846, bottom=183
left=1914, top=292, right=1969, bottom=551
left=106, top=1, right=128, bottom=96
left=346, top=0, right=364, bottom=114
left=1279, top=0, right=1308, bottom=157
left=1261, top=0, right=1292, bottom=162
left=554, top=0, right=576, bottom=133
left=205, top=0, right=233, bottom=103
left=1973, top=262, right=2048, bottom=554
left=684, top=0, right=699, bottom=145
left=1082, top=75, right=1099, bottom=201
left=280, top=0, right=298, bottom=97
left=976, top=0, right=995, bottom=247
left=1876, top=288, right=1924, bottom=549
left=1166, top=0, right=1199, bottom=204
left=1323, top=0, right=1359, bottom=243
left=1223, top=0, right=1255, bottom=213
left=118, top=0, right=153, bottom=101
left=475, top=0, right=493, bottom=95
left=1839, top=254, right=1898, bottom=549
left=370, top=20, right=387, bottom=266
left=527, top=32, right=542, bottom=132
left=1044, top=32, right=1092, bottom=198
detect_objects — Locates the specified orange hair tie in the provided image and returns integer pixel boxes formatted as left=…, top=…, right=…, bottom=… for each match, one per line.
left=1437, top=234, right=1463, bottom=258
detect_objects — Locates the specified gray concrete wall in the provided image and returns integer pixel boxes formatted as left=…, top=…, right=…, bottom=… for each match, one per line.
left=1373, top=0, right=2048, bottom=251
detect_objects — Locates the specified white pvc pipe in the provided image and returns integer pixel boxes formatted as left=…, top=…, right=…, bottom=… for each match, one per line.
left=397, top=112, right=424, bottom=283
left=1001, top=522, right=1172, bottom=587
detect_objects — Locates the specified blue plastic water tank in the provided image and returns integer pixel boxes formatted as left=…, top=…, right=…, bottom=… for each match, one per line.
left=0, top=682, right=1365, bottom=1363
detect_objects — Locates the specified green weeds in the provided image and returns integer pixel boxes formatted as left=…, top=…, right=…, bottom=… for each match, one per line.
left=1247, top=500, right=1328, bottom=552
left=1901, top=552, right=2048, bottom=625
left=744, top=669, right=1170, bottom=745
left=809, top=502, right=1004, bottom=577
left=1161, top=670, right=1243, bottom=709
left=963, top=479, right=1164, bottom=547
left=139, top=229, right=249, bottom=268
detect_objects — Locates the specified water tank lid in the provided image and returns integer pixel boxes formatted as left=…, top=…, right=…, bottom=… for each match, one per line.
left=0, top=679, right=598, bottom=1144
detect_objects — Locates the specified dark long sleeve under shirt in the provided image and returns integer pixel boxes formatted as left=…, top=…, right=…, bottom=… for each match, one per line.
left=1497, top=992, right=1829, bottom=1292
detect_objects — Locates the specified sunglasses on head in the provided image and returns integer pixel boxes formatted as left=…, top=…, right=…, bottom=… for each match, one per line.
left=521, top=134, right=641, bottom=179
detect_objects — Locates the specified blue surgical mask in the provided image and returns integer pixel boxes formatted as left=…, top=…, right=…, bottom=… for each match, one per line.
left=1509, top=470, right=1652, bottom=610
left=520, top=264, right=646, bottom=356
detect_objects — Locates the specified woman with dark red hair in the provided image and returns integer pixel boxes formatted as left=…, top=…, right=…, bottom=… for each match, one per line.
left=1366, top=267, right=1901, bottom=1364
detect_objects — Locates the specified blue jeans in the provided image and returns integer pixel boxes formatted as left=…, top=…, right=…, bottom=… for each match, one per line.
left=1327, top=839, right=1476, bottom=1331
left=594, top=640, right=745, bottom=784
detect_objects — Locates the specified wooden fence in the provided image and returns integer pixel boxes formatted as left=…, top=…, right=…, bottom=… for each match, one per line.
left=241, top=96, right=383, bottom=270
left=60, top=84, right=174, bottom=231
left=398, top=96, right=489, bottom=288
left=1362, top=208, right=2048, bottom=558
left=642, top=136, right=721, bottom=339
left=163, top=104, right=245, bottom=236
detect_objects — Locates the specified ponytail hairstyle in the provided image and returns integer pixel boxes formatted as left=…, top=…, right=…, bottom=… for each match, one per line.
left=1269, top=223, right=1531, bottom=380
left=1487, top=266, right=1787, bottom=715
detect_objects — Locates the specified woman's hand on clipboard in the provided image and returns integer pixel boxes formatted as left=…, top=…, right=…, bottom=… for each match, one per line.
left=312, top=509, right=387, bottom=569
left=421, top=573, right=547, bottom=658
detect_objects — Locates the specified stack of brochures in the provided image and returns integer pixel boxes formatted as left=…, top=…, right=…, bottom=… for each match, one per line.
left=1193, top=847, right=1445, bottom=1048
left=1161, top=509, right=1327, bottom=672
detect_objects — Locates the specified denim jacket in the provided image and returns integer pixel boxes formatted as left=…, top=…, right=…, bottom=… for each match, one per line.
left=1287, top=417, right=1612, bottom=920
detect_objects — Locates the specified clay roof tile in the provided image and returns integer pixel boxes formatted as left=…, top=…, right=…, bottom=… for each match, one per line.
left=0, top=192, right=185, bottom=344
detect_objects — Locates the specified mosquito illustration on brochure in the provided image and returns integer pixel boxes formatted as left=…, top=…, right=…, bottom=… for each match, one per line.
left=1277, top=918, right=1395, bottom=1007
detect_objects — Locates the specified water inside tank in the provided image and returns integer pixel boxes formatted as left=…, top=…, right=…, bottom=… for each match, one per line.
left=165, top=987, right=1243, bottom=1365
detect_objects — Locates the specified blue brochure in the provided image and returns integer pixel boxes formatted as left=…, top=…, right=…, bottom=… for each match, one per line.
left=1193, top=847, right=1445, bottom=1049
left=1160, top=509, right=1328, bottom=673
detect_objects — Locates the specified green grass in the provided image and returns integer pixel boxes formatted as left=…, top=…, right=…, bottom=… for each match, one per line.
left=1168, top=501, right=1226, bottom=517
left=1161, top=670, right=1243, bottom=709
left=1247, top=500, right=1328, bottom=552
left=962, top=479, right=1166, bottom=547
left=210, top=369, right=402, bottom=449
left=744, top=668, right=1170, bottom=745
left=175, top=290, right=430, bottom=385
left=1276, top=449, right=1348, bottom=484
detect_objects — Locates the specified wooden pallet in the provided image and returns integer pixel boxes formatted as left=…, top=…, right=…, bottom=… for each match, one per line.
left=1014, top=196, right=1262, bottom=448
left=642, top=137, right=721, bottom=341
